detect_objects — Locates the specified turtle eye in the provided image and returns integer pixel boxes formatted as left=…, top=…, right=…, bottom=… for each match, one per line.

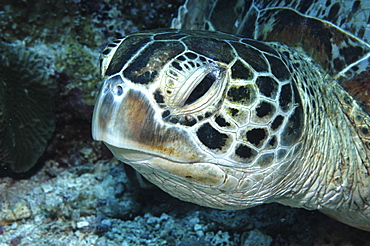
left=184, top=73, right=215, bottom=105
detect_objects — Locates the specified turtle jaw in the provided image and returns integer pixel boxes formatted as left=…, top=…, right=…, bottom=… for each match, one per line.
left=103, top=141, right=237, bottom=208
left=104, top=142, right=227, bottom=187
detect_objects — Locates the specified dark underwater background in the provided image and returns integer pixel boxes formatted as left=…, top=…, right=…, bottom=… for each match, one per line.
left=0, top=0, right=370, bottom=245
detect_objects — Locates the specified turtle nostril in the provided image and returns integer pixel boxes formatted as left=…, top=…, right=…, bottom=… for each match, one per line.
left=114, top=85, right=123, bottom=96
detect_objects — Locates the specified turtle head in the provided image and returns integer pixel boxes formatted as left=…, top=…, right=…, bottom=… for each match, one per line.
left=92, top=30, right=305, bottom=209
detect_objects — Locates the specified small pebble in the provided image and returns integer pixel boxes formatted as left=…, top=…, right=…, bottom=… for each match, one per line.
left=13, top=199, right=32, bottom=220
left=76, top=220, right=90, bottom=229
left=10, top=236, right=22, bottom=246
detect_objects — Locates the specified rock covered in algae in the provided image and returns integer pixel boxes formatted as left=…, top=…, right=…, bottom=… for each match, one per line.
left=0, top=41, right=56, bottom=173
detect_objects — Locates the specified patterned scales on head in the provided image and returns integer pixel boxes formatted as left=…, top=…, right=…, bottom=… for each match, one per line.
left=92, top=0, right=370, bottom=231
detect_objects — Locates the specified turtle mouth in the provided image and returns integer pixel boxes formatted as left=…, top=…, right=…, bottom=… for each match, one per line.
left=105, top=142, right=226, bottom=186
left=104, top=143, right=155, bottom=163
left=103, top=142, right=190, bottom=165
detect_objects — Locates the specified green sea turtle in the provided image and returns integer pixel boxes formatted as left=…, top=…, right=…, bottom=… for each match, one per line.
left=92, top=0, right=370, bottom=230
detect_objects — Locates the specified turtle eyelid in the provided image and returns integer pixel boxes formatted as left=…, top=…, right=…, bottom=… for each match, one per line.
left=184, top=73, right=216, bottom=105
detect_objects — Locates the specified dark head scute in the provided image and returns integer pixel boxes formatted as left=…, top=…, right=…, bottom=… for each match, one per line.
left=215, top=115, right=231, bottom=127
left=255, top=101, right=276, bottom=120
left=280, top=76, right=304, bottom=146
left=183, top=36, right=235, bottom=63
left=235, top=144, right=257, bottom=162
left=123, top=41, right=185, bottom=84
left=105, top=35, right=151, bottom=76
left=231, top=59, right=254, bottom=80
left=227, top=107, right=239, bottom=117
left=153, top=89, right=164, bottom=104
left=268, top=136, right=277, bottom=148
left=246, top=128, right=267, bottom=148
left=271, top=115, right=284, bottom=131
left=153, top=31, right=188, bottom=40
left=227, top=84, right=257, bottom=106
left=256, top=76, right=279, bottom=99
left=266, top=55, right=290, bottom=81
left=231, top=41, right=269, bottom=72
left=279, top=84, right=293, bottom=112
left=281, top=104, right=304, bottom=146
left=179, top=115, right=197, bottom=127
left=197, top=123, right=229, bottom=150
left=241, top=39, right=279, bottom=56
left=162, top=110, right=170, bottom=118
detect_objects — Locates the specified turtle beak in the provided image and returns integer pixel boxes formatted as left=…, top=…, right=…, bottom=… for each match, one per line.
left=92, top=76, right=132, bottom=150
left=92, top=76, right=202, bottom=163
